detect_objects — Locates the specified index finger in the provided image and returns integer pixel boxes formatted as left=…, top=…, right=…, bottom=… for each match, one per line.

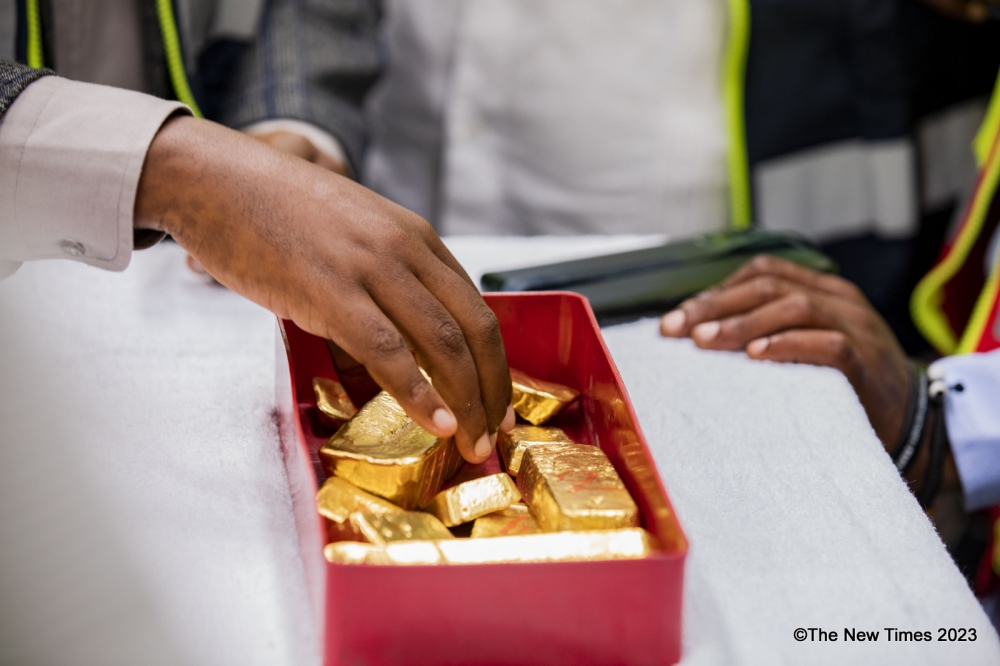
left=721, top=254, right=861, bottom=300
left=322, top=295, right=461, bottom=443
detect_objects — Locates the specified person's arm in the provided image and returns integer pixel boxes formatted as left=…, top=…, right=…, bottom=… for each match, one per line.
left=0, top=68, right=188, bottom=276
left=137, top=114, right=512, bottom=463
left=0, top=61, right=53, bottom=278
left=0, top=67, right=512, bottom=463
left=217, top=0, right=380, bottom=177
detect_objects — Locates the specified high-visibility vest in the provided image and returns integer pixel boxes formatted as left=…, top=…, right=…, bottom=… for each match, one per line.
left=911, top=68, right=1000, bottom=357
left=22, top=0, right=204, bottom=118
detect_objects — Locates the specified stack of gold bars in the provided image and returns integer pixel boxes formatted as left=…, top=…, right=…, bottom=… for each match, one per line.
left=312, top=368, right=657, bottom=565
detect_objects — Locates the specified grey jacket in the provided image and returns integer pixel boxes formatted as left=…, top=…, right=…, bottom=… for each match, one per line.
left=1, top=0, right=381, bottom=171
left=0, top=58, right=49, bottom=116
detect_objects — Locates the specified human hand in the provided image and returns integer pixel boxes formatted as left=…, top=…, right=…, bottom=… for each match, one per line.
left=248, top=129, right=350, bottom=177
left=659, top=255, right=911, bottom=449
left=186, top=128, right=351, bottom=276
left=136, top=116, right=514, bottom=463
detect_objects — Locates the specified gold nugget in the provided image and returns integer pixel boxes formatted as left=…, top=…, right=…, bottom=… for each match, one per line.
left=425, top=473, right=521, bottom=527
left=313, top=377, right=357, bottom=424
left=498, top=425, right=573, bottom=476
left=510, top=369, right=580, bottom=425
left=325, top=528, right=655, bottom=565
left=471, top=503, right=541, bottom=537
left=518, top=443, right=639, bottom=532
left=321, top=392, right=463, bottom=509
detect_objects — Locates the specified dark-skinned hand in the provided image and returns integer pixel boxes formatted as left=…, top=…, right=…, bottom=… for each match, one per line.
left=660, top=255, right=911, bottom=448
left=136, top=115, right=515, bottom=463
left=659, top=254, right=963, bottom=497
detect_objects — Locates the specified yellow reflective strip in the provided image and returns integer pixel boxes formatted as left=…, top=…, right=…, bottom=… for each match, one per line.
left=25, top=0, right=43, bottom=69
left=723, top=0, right=752, bottom=230
left=957, top=255, right=1000, bottom=354
left=912, top=124, right=1000, bottom=355
left=156, top=0, right=203, bottom=118
left=974, top=66, right=1000, bottom=168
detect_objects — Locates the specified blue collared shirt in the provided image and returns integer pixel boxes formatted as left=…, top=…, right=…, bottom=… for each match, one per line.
left=930, top=349, right=1000, bottom=512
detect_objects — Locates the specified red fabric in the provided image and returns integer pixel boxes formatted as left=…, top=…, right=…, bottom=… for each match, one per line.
left=975, top=291, right=1000, bottom=353
left=977, top=507, right=1000, bottom=597
left=941, top=193, right=1000, bottom=340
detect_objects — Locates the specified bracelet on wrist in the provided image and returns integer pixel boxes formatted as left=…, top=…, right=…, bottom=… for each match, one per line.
left=892, top=361, right=929, bottom=474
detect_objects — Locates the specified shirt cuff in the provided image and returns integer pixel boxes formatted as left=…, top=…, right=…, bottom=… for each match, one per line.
left=0, top=77, right=189, bottom=272
left=241, top=119, right=348, bottom=170
left=928, top=349, right=1000, bottom=512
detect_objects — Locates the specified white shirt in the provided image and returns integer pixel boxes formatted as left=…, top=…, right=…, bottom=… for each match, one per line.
left=363, top=0, right=730, bottom=237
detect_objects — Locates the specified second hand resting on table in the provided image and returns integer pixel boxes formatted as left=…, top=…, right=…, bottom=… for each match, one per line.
left=659, top=254, right=960, bottom=497
left=135, top=115, right=514, bottom=463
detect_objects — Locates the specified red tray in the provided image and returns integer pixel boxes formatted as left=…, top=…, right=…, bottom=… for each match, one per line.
left=275, top=292, right=687, bottom=665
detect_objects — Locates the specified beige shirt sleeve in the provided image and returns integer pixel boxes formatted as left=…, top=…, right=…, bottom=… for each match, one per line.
left=0, top=76, right=189, bottom=277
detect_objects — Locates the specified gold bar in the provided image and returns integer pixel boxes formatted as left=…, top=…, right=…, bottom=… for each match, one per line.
left=424, top=473, right=522, bottom=527
left=438, top=527, right=653, bottom=563
left=313, top=377, right=357, bottom=425
left=324, top=541, right=382, bottom=564
left=510, top=369, right=579, bottom=425
left=320, top=391, right=463, bottom=509
left=316, top=477, right=404, bottom=524
left=517, top=443, right=639, bottom=532
left=326, top=528, right=655, bottom=565
left=471, top=503, right=541, bottom=538
left=316, top=476, right=404, bottom=543
left=497, top=425, right=573, bottom=476
left=349, top=510, right=454, bottom=545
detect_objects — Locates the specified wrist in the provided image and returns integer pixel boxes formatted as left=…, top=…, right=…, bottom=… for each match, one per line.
left=134, top=114, right=205, bottom=236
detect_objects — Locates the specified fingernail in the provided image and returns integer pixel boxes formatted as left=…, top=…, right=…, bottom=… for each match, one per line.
left=432, top=408, right=457, bottom=433
left=693, top=321, right=720, bottom=342
left=500, top=404, right=515, bottom=432
left=474, top=433, right=492, bottom=459
left=490, top=432, right=497, bottom=447
left=661, top=310, right=686, bottom=335
left=747, top=337, right=769, bottom=356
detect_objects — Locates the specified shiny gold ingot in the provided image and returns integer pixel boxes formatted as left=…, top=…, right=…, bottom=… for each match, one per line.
left=313, top=377, right=357, bottom=424
left=424, top=473, right=522, bottom=527
left=518, top=442, right=639, bottom=532
left=510, top=369, right=580, bottom=425
left=349, top=510, right=454, bottom=545
left=471, top=503, right=541, bottom=537
left=324, top=541, right=383, bottom=564
left=498, top=425, right=573, bottom=476
left=321, top=391, right=463, bottom=509
left=316, top=477, right=404, bottom=524
left=325, top=528, right=655, bottom=565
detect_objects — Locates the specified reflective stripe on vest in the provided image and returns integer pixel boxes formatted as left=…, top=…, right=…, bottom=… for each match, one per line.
left=155, top=0, right=203, bottom=118
left=24, top=0, right=41, bottom=68
left=724, top=0, right=752, bottom=231
left=911, top=74, right=1000, bottom=355
left=22, top=0, right=203, bottom=118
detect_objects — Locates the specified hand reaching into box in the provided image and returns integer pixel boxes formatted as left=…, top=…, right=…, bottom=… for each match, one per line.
left=135, top=115, right=513, bottom=463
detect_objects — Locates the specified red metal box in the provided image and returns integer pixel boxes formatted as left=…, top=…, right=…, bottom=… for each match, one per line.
left=276, top=292, right=688, bottom=665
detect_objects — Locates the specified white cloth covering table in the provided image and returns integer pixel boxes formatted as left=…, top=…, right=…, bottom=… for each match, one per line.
left=0, top=237, right=996, bottom=665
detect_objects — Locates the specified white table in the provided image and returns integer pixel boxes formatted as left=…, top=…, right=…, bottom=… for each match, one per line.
left=0, top=238, right=996, bottom=666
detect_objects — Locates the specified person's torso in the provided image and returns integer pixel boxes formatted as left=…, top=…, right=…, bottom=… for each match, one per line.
left=363, top=0, right=730, bottom=237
